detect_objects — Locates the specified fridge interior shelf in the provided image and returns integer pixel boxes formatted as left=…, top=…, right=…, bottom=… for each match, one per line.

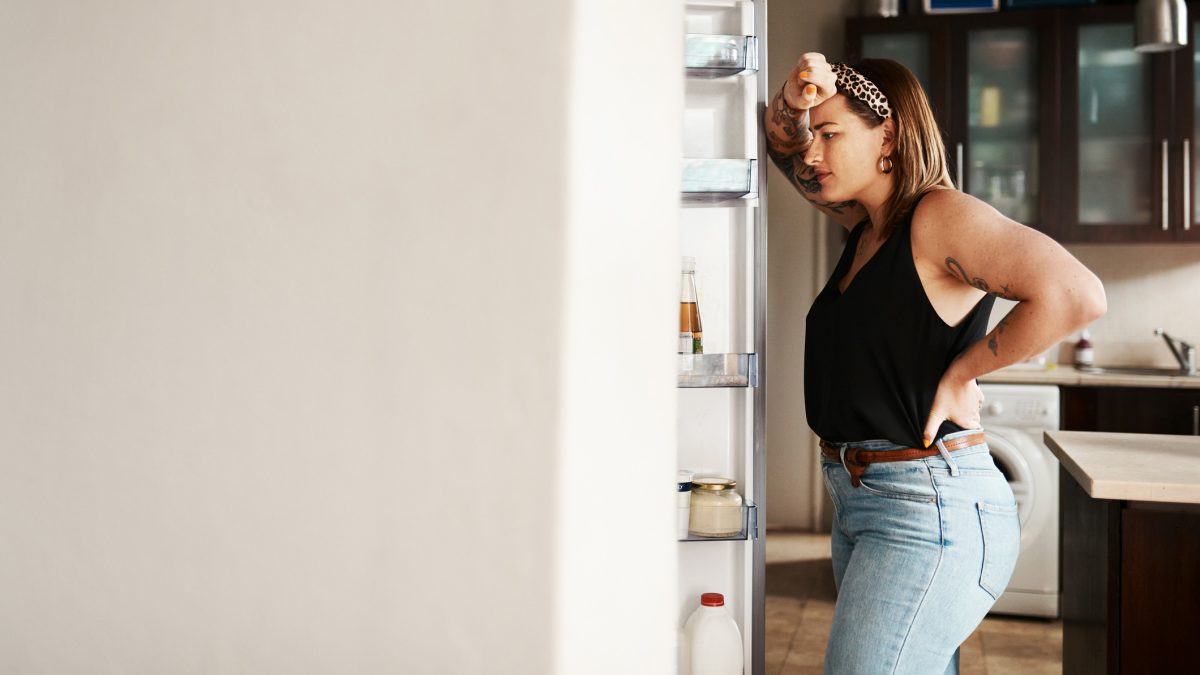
left=682, top=159, right=758, bottom=203
left=680, top=502, right=758, bottom=542
left=678, top=353, right=758, bottom=388
left=685, top=35, right=759, bottom=77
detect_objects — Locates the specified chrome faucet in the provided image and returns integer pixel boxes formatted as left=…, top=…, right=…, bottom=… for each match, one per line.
left=1154, top=328, right=1197, bottom=375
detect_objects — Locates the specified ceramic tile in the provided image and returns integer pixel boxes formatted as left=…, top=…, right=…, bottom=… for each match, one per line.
left=766, top=595, right=805, bottom=619
left=801, top=597, right=836, bottom=620
left=781, top=640, right=824, bottom=669
left=765, top=597, right=802, bottom=635
left=983, top=654, right=1063, bottom=675
left=777, top=664, right=823, bottom=675
left=765, top=594, right=805, bottom=674
left=765, top=642, right=792, bottom=675
left=981, top=629, right=1062, bottom=661
left=789, top=602, right=832, bottom=662
left=788, top=624, right=828, bottom=660
left=766, top=623, right=801, bottom=646
left=959, top=630, right=987, bottom=675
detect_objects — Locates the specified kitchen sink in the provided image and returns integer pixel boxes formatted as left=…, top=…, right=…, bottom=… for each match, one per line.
left=1076, top=365, right=1195, bottom=377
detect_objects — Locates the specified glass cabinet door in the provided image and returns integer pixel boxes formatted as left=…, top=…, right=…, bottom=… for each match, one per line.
left=1076, top=23, right=1154, bottom=227
left=965, top=28, right=1038, bottom=226
left=1058, top=5, right=1183, bottom=242
left=861, top=33, right=932, bottom=93
left=859, top=32, right=947, bottom=131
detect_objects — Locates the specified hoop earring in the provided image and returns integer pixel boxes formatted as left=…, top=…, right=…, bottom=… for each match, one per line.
left=878, top=156, right=894, bottom=174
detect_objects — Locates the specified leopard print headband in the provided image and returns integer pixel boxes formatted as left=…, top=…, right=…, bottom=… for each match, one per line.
left=831, top=62, right=891, bottom=120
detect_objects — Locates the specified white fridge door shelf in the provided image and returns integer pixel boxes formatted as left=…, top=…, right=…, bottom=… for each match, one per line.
left=682, top=159, right=758, bottom=202
left=685, top=34, right=759, bottom=76
left=680, top=502, right=759, bottom=542
left=678, top=353, right=758, bottom=388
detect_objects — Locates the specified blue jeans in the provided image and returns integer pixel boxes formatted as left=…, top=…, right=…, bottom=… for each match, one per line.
left=818, top=428, right=1021, bottom=674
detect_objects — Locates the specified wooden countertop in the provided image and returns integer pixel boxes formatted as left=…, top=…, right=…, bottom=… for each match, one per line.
left=1043, top=430, right=1200, bottom=503
left=979, top=365, right=1200, bottom=389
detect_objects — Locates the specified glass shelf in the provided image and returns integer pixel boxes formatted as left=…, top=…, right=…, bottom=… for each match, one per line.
left=678, top=353, right=758, bottom=388
left=685, top=35, right=758, bottom=77
left=682, top=159, right=758, bottom=203
left=680, top=502, right=758, bottom=542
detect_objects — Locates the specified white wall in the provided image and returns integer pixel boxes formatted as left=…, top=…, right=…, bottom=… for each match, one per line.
left=0, top=1, right=678, bottom=673
left=1060, top=244, right=1200, bottom=366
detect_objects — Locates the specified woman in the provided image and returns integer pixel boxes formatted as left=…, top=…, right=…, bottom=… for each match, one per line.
left=764, top=53, right=1106, bottom=674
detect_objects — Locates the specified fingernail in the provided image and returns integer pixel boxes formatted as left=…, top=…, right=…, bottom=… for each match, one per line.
left=804, top=84, right=816, bottom=96
left=922, top=437, right=931, bottom=448
left=800, top=71, right=809, bottom=78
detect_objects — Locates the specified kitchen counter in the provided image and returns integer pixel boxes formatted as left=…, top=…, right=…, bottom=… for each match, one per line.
left=1047, top=430, right=1200, bottom=674
left=1043, top=431, right=1200, bottom=503
left=979, top=364, right=1200, bottom=389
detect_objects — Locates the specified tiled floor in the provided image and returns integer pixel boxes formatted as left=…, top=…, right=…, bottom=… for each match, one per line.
left=766, top=530, right=1063, bottom=674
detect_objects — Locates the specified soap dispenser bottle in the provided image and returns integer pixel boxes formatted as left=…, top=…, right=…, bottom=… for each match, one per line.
left=1074, top=330, right=1094, bottom=368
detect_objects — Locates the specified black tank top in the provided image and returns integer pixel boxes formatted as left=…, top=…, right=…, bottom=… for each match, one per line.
left=804, top=194, right=995, bottom=448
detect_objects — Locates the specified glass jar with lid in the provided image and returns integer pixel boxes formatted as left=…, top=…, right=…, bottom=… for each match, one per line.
left=688, top=478, right=743, bottom=538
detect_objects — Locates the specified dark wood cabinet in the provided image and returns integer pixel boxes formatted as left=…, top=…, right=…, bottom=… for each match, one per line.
left=1119, top=507, right=1200, bottom=673
left=847, top=5, right=1200, bottom=244
left=1061, top=473, right=1200, bottom=674
left=1062, top=386, right=1200, bottom=435
left=1057, top=384, right=1200, bottom=671
left=1057, top=5, right=1200, bottom=243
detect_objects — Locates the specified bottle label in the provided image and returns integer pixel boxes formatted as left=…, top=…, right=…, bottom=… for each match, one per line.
left=680, top=332, right=693, bottom=353
left=1075, top=347, right=1094, bottom=367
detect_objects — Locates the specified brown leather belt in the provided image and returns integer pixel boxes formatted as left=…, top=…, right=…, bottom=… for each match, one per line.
left=820, top=432, right=987, bottom=488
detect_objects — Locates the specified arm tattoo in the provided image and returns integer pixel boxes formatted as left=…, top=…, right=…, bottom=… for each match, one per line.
left=764, top=84, right=864, bottom=222
left=986, top=314, right=1012, bottom=357
left=765, top=84, right=812, bottom=158
left=944, top=257, right=1020, bottom=300
left=772, top=154, right=860, bottom=212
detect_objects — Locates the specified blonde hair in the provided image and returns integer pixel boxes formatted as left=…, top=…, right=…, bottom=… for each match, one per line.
left=839, top=58, right=953, bottom=236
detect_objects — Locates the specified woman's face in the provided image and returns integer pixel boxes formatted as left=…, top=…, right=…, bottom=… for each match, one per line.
left=804, top=94, right=892, bottom=203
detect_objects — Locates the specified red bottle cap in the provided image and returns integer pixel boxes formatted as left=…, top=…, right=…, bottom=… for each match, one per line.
left=701, top=592, right=725, bottom=607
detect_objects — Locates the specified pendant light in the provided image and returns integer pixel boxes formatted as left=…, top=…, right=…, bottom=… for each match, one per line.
left=1135, top=0, right=1187, bottom=53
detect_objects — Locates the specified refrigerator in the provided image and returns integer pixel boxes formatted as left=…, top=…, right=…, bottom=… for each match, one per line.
left=678, top=1, right=767, bottom=673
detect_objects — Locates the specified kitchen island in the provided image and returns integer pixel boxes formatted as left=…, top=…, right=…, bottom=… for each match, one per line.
left=1044, top=431, right=1200, bottom=674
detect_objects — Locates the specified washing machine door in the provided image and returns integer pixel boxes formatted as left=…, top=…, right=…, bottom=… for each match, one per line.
left=981, top=426, right=1038, bottom=534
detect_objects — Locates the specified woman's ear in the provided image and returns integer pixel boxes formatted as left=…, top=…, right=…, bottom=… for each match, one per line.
left=880, top=118, right=896, bottom=156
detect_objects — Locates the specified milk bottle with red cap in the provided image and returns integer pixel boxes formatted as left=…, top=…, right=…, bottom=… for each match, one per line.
left=679, top=592, right=743, bottom=674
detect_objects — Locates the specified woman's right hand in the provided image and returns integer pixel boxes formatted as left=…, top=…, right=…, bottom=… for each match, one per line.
left=782, top=53, right=837, bottom=111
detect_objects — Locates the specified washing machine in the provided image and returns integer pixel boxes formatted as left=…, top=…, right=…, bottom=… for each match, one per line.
left=977, top=383, right=1060, bottom=619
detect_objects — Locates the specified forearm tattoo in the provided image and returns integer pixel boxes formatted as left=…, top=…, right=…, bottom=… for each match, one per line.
left=987, top=314, right=1012, bottom=356
left=765, top=85, right=812, bottom=158
left=765, top=82, right=863, bottom=218
left=769, top=154, right=861, bottom=214
left=944, top=257, right=1020, bottom=300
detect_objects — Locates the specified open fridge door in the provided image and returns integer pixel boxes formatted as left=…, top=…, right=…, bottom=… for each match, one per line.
left=677, top=1, right=767, bottom=673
